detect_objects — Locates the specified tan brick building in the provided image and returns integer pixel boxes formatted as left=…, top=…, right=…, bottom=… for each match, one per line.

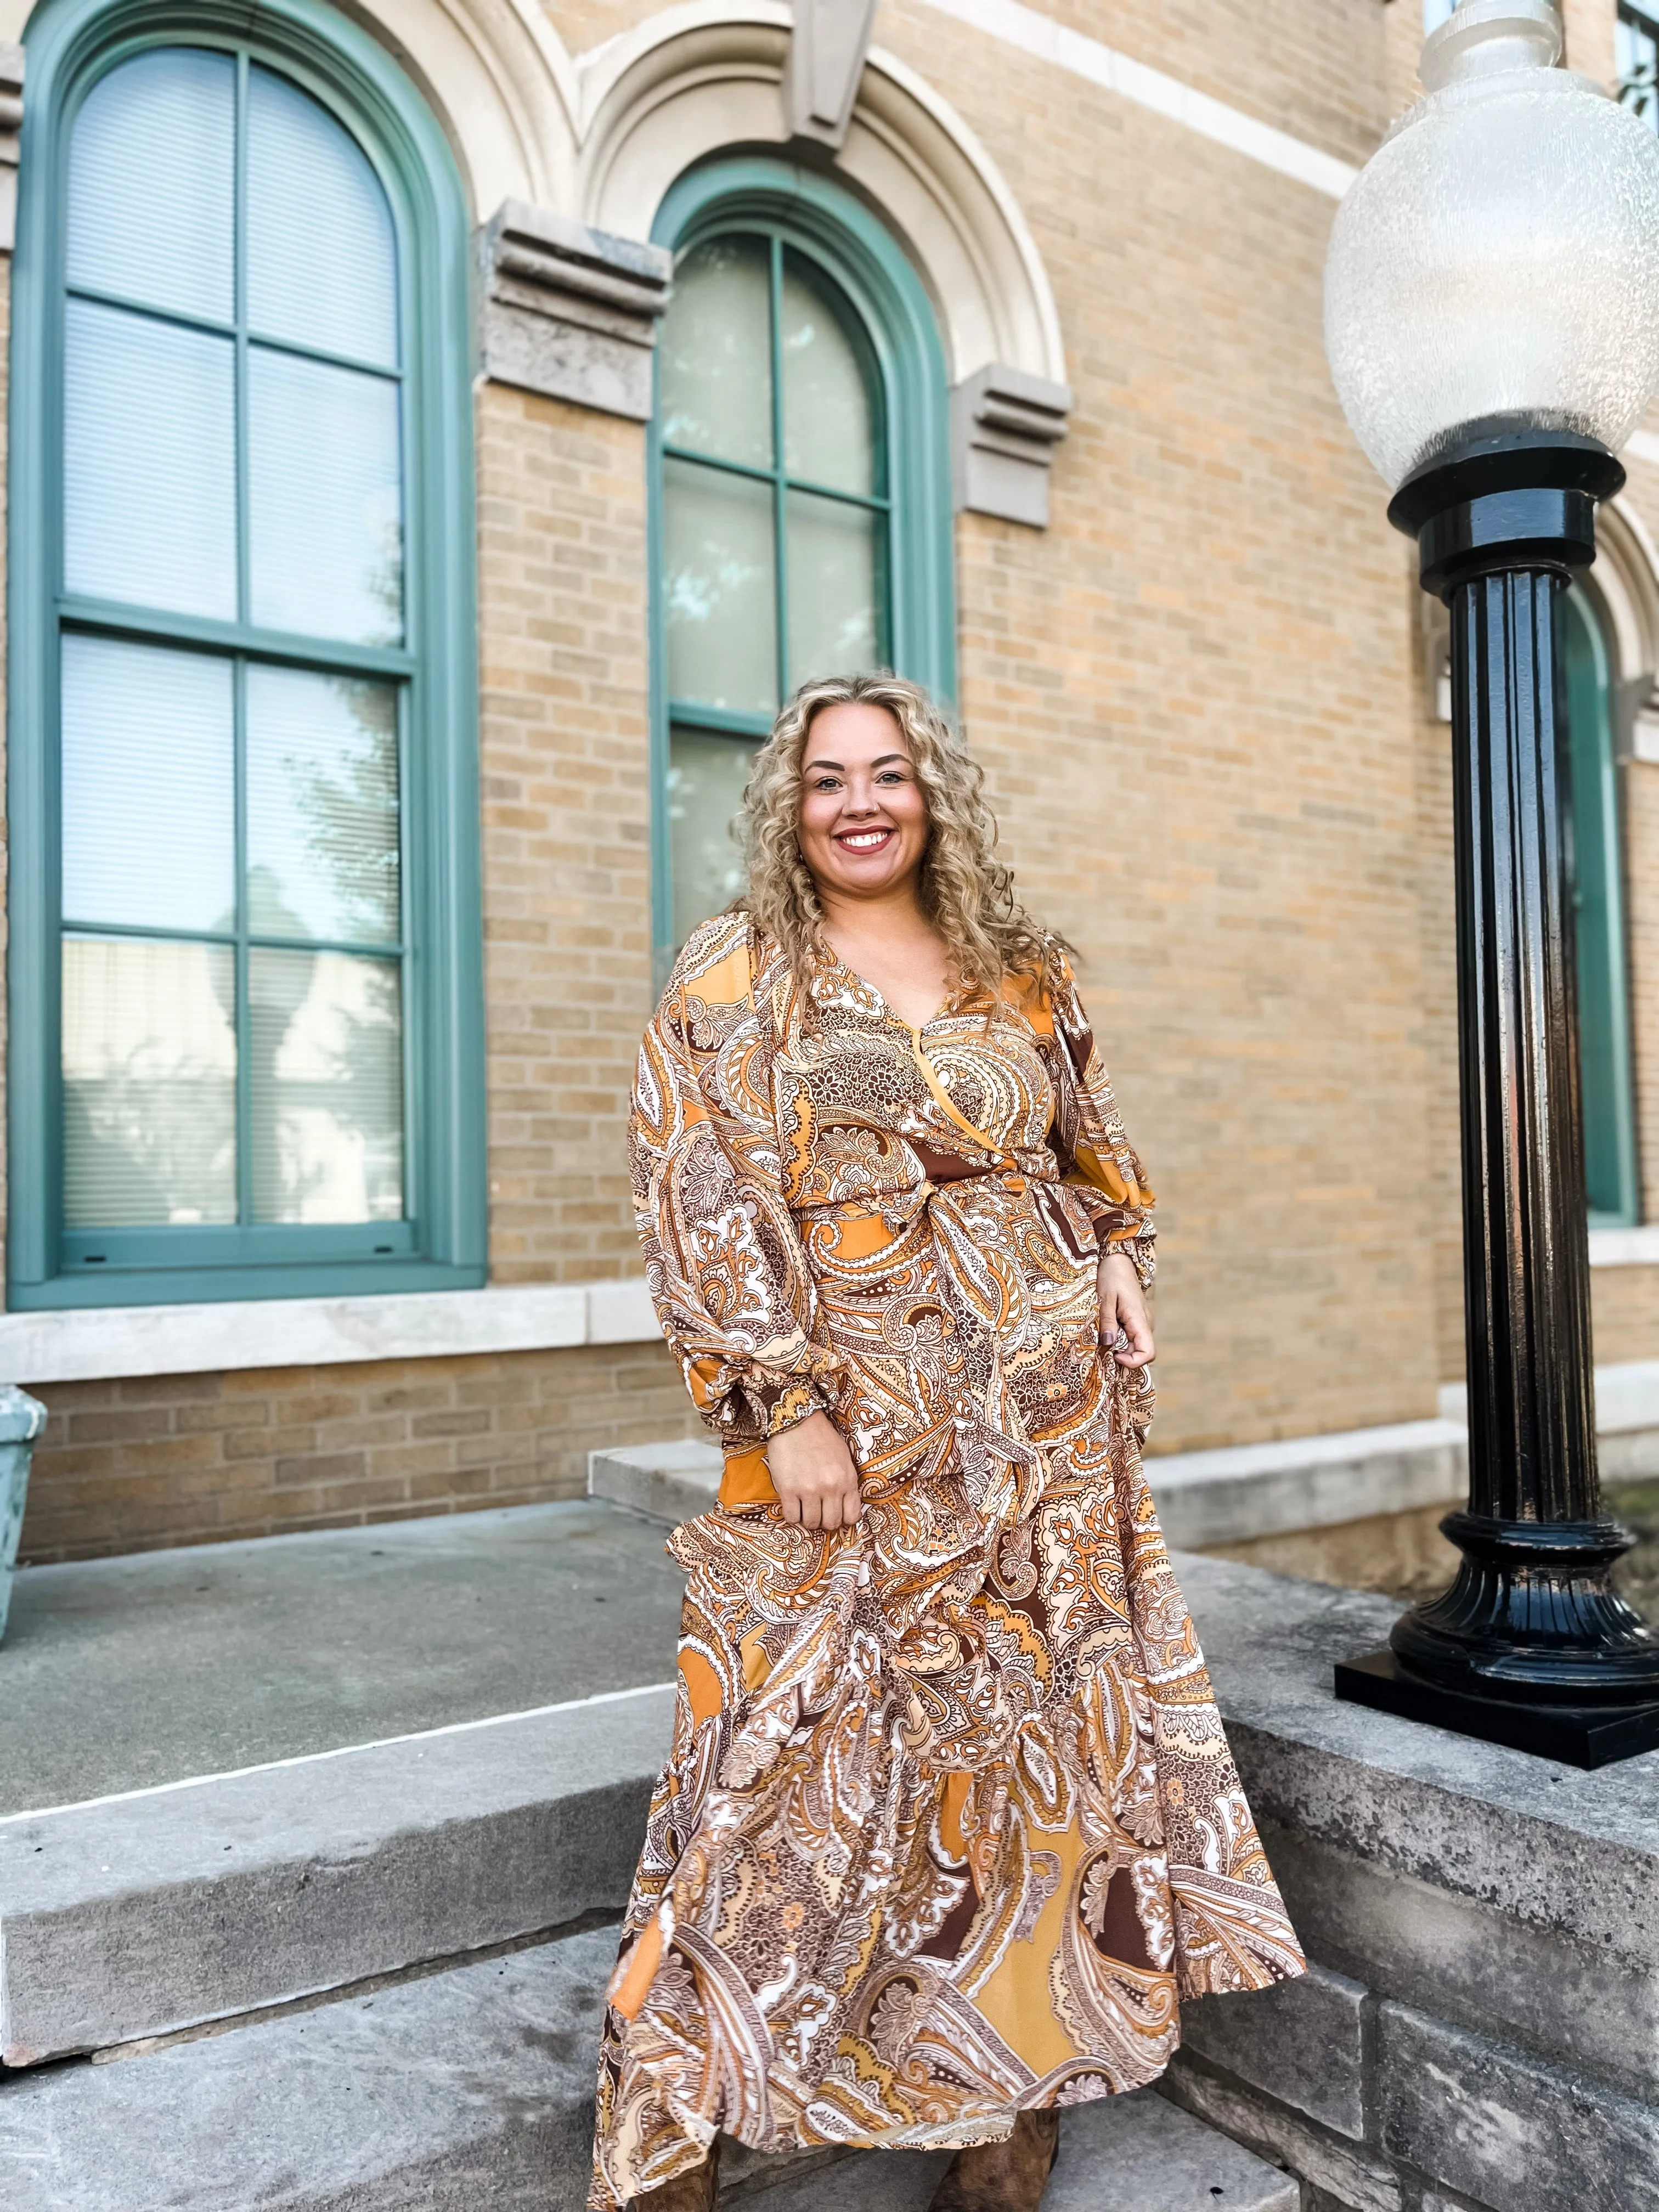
left=5, top=0, right=1659, bottom=1562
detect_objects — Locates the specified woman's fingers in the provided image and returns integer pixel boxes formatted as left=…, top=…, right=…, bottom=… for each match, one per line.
left=766, top=1409, right=862, bottom=1530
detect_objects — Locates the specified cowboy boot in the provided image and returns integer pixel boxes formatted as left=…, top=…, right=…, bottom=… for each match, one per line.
left=926, top=2107, right=1060, bottom=2211
left=631, top=2133, right=720, bottom=2210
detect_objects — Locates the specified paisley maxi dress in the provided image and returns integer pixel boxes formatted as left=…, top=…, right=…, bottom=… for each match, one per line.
left=589, top=913, right=1302, bottom=2207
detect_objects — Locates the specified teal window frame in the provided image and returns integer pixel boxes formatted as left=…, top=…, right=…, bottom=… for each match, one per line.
left=1561, top=584, right=1640, bottom=1227
left=648, top=159, right=956, bottom=975
left=8, top=0, right=486, bottom=1308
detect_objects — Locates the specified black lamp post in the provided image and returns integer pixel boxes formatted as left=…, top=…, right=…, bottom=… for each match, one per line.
left=1321, top=0, right=1659, bottom=1768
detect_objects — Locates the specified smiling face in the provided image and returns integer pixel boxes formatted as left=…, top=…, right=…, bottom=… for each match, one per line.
left=796, top=701, right=930, bottom=907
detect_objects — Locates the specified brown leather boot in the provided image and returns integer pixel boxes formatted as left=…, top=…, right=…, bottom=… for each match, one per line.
left=630, top=2133, right=720, bottom=2210
left=926, top=2108, right=1060, bottom=2211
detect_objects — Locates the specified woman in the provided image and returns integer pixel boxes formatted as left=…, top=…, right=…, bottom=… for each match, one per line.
left=590, top=675, right=1302, bottom=2211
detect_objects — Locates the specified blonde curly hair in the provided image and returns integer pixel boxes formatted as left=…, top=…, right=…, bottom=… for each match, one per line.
left=735, top=672, right=1048, bottom=993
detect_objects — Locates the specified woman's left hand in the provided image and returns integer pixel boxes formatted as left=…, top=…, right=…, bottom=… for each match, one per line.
left=1098, top=1250, right=1155, bottom=1368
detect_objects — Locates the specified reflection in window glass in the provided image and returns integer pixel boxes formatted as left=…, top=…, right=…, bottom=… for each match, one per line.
left=246, top=668, right=400, bottom=944
left=787, top=491, right=883, bottom=681
left=659, top=234, right=772, bottom=467
left=249, top=950, right=403, bottom=1222
left=63, top=300, right=237, bottom=618
left=247, top=65, right=398, bottom=366
left=61, top=637, right=235, bottom=934
left=668, top=728, right=758, bottom=951
left=63, top=935, right=238, bottom=1227
left=67, top=48, right=235, bottom=324
left=781, top=252, right=875, bottom=495
left=249, top=349, right=403, bottom=644
left=663, top=458, right=777, bottom=713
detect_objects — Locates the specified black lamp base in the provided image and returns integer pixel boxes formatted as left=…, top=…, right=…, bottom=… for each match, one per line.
left=1334, top=1651, right=1659, bottom=1770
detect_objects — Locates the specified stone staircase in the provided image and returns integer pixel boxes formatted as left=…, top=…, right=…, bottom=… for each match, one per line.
left=0, top=1500, right=1298, bottom=2210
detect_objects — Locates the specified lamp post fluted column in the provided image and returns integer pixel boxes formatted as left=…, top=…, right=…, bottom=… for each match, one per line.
left=1334, top=436, right=1659, bottom=1767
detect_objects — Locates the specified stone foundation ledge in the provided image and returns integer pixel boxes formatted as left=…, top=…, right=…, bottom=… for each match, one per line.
left=1174, top=1555, right=1659, bottom=2212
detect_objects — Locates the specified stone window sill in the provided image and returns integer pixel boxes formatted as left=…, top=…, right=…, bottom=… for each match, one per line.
left=0, top=1280, right=661, bottom=1386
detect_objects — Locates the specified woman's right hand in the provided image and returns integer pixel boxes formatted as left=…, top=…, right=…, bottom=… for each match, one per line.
left=766, top=1410, right=862, bottom=1530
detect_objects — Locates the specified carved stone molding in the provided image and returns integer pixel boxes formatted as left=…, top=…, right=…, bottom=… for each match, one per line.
left=0, top=42, right=22, bottom=256
left=478, top=198, right=672, bottom=421
left=785, top=0, right=877, bottom=150
left=951, top=363, right=1071, bottom=528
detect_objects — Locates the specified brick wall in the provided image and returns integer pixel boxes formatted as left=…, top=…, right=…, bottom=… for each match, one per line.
left=17, top=1340, right=702, bottom=1565
left=475, top=383, right=656, bottom=1284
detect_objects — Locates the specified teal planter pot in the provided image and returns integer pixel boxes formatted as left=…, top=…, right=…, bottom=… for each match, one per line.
left=0, top=1386, right=48, bottom=1644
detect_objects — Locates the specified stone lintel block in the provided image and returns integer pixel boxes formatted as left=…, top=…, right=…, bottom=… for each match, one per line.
left=1178, top=1959, right=1367, bottom=2138
left=479, top=200, right=672, bottom=422
left=1162, top=2061, right=1406, bottom=2212
left=1261, top=1820, right=1659, bottom=2102
left=0, top=1685, right=673, bottom=2062
left=1378, top=2000, right=1659, bottom=2212
left=951, top=363, right=1072, bottom=528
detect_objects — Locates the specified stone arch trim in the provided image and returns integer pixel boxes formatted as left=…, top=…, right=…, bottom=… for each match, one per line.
left=12, top=0, right=582, bottom=214
left=1587, top=496, right=1659, bottom=695
left=574, top=1, right=1066, bottom=391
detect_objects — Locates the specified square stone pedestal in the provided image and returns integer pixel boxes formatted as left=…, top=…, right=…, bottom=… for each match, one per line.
left=1177, top=1557, right=1659, bottom=2212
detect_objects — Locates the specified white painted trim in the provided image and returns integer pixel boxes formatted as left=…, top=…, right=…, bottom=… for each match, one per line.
left=0, top=1678, right=676, bottom=1827
left=911, top=0, right=1359, bottom=201
left=1588, top=1224, right=1659, bottom=1267
left=1439, top=1357, right=1659, bottom=1435
left=0, top=1279, right=662, bottom=1386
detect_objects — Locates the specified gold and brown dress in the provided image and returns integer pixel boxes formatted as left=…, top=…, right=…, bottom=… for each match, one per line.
left=589, top=913, right=1302, bottom=2207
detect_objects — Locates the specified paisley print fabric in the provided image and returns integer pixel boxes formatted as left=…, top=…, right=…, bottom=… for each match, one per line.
left=588, top=915, right=1303, bottom=2207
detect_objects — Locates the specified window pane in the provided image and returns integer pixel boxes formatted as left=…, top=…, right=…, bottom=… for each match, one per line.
left=664, top=456, right=777, bottom=711
left=67, top=49, right=234, bottom=325
left=249, top=348, right=403, bottom=644
left=247, top=66, right=398, bottom=369
left=670, top=727, right=758, bottom=950
left=1562, top=591, right=1635, bottom=1220
left=63, top=935, right=237, bottom=1227
left=659, top=235, right=772, bottom=469
left=247, top=667, right=400, bottom=945
left=249, top=950, right=403, bottom=1222
left=61, top=637, right=234, bottom=933
left=782, top=251, right=876, bottom=496
left=786, top=490, right=883, bottom=684
left=64, top=300, right=236, bottom=619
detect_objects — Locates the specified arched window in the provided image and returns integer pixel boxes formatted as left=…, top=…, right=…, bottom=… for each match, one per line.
left=1562, top=585, right=1640, bottom=1224
left=649, top=162, right=954, bottom=962
left=9, top=0, right=483, bottom=1307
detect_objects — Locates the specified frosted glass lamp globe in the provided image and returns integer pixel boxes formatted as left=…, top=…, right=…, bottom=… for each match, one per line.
left=1324, top=0, right=1659, bottom=491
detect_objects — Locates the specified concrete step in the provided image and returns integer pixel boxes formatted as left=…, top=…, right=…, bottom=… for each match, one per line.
left=0, top=1922, right=1297, bottom=2211
left=589, top=1421, right=1468, bottom=1551
left=0, top=1499, right=685, bottom=2064
left=0, top=1681, right=675, bottom=2064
